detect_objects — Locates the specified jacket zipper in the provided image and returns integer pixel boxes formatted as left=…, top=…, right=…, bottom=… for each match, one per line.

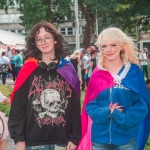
left=109, top=87, right=112, bottom=144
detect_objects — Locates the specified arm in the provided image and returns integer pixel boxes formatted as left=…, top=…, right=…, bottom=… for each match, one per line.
left=86, top=94, right=111, bottom=124
left=8, top=80, right=29, bottom=146
left=77, top=57, right=82, bottom=66
left=3, top=98, right=10, bottom=105
left=67, top=88, right=81, bottom=147
left=7, top=63, right=12, bottom=71
left=0, top=92, right=10, bottom=104
left=110, top=93, right=148, bottom=128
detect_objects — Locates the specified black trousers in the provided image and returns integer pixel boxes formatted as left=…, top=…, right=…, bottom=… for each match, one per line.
left=81, top=69, right=85, bottom=90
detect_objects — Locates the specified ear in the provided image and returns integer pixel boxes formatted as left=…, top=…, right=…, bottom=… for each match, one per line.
left=54, top=41, right=57, bottom=44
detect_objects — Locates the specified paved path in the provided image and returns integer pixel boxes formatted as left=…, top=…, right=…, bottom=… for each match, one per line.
left=2, top=78, right=15, bottom=149
left=6, top=134, right=15, bottom=150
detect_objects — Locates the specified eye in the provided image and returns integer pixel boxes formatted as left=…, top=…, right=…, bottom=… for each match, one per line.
left=45, top=37, right=51, bottom=40
left=102, top=45, right=107, bottom=48
left=111, top=44, right=117, bottom=47
left=36, top=39, right=41, bottom=42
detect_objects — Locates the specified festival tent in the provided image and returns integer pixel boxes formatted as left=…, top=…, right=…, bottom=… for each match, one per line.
left=0, top=29, right=26, bottom=46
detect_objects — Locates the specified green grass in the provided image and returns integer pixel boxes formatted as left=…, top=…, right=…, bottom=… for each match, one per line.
left=0, top=84, right=12, bottom=116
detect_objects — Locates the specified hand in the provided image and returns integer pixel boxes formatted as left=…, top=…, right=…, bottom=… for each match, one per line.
left=89, top=62, right=93, bottom=67
left=110, top=102, right=124, bottom=113
left=15, top=141, right=26, bottom=150
left=66, top=141, right=77, bottom=150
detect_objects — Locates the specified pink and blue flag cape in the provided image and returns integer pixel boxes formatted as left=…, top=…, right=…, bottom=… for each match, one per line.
left=77, top=63, right=150, bottom=150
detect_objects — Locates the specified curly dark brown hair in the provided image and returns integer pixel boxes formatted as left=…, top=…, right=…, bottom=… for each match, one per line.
left=25, top=21, right=66, bottom=60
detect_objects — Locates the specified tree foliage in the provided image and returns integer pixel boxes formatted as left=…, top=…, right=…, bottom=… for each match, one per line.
left=96, top=0, right=150, bottom=37
left=15, top=0, right=72, bottom=31
left=0, top=0, right=149, bottom=48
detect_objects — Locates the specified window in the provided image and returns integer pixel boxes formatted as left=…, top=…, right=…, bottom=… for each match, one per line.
left=10, top=30, right=15, bottom=33
left=80, top=27, right=85, bottom=35
left=9, top=14, right=15, bottom=22
left=1, top=15, right=9, bottom=23
left=60, top=28, right=66, bottom=35
left=18, top=30, right=23, bottom=33
left=67, top=28, right=73, bottom=35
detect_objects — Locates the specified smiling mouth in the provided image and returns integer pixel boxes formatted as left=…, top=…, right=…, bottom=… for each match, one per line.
left=42, top=46, right=49, bottom=48
left=106, top=54, right=113, bottom=56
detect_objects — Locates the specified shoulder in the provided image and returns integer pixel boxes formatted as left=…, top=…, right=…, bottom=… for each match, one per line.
left=130, top=63, right=141, bottom=72
left=3, top=56, right=10, bottom=62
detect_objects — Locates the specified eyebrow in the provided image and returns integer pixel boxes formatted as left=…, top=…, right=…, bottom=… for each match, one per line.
left=36, top=34, right=53, bottom=38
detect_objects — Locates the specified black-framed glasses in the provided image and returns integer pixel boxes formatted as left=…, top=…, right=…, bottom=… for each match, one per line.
left=36, top=36, right=54, bottom=45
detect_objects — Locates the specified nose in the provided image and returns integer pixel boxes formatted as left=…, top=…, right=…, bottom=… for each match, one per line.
left=105, top=46, right=112, bottom=52
left=41, top=39, right=46, bottom=45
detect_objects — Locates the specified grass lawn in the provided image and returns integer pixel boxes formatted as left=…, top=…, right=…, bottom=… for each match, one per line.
left=0, top=83, right=12, bottom=116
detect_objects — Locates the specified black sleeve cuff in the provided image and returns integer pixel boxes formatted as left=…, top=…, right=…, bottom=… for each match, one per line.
left=69, top=138, right=80, bottom=146
left=14, top=136, right=25, bottom=144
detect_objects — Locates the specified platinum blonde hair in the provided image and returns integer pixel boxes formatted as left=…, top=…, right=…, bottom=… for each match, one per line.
left=95, top=27, right=139, bottom=68
left=70, top=50, right=81, bottom=59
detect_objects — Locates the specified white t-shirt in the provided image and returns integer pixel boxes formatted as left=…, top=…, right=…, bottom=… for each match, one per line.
left=0, top=56, right=10, bottom=64
left=0, top=92, right=6, bottom=103
left=6, top=50, right=12, bottom=59
left=138, top=53, right=148, bottom=65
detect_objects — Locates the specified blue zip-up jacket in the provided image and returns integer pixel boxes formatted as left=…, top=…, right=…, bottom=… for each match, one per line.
left=86, top=65, right=148, bottom=146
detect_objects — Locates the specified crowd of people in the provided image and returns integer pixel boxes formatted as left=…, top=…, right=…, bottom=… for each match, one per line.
left=0, top=46, right=24, bottom=85
left=0, top=20, right=150, bottom=150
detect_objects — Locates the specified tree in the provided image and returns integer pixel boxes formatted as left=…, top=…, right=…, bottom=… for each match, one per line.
left=16, top=0, right=72, bottom=31
left=78, top=0, right=96, bottom=48
left=96, top=0, right=150, bottom=38
left=0, top=0, right=149, bottom=48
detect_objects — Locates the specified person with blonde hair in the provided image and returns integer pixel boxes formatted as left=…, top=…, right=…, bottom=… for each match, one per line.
left=70, top=50, right=82, bottom=73
left=77, top=27, right=150, bottom=150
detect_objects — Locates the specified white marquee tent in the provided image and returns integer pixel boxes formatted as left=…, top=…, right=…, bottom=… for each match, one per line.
left=0, top=29, right=26, bottom=46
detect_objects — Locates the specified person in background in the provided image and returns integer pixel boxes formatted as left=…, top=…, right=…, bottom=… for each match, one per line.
left=0, top=91, right=10, bottom=150
left=146, top=79, right=150, bottom=94
left=77, top=27, right=150, bottom=150
left=10, top=48, right=17, bottom=82
left=138, top=47, right=149, bottom=79
left=0, top=52, right=12, bottom=85
left=63, top=47, right=70, bottom=61
left=13, top=49, right=23, bottom=77
left=70, top=50, right=82, bottom=73
left=5, top=46, right=12, bottom=60
left=8, top=21, right=81, bottom=150
left=86, top=49, right=99, bottom=84
left=80, top=48, right=87, bottom=91
left=83, top=47, right=92, bottom=86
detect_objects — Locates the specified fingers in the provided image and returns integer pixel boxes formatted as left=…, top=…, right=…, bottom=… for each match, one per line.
left=110, top=103, right=124, bottom=113
left=67, top=141, right=77, bottom=150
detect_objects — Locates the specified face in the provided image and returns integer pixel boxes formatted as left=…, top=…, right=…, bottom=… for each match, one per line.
left=35, top=27, right=57, bottom=55
left=11, top=49, right=16, bottom=55
left=86, top=47, right=91, bottom=54
left=101, top=39, right=123, bottom=62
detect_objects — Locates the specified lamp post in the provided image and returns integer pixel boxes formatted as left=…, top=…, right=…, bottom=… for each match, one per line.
left=96, top=9, right=98, bottom=37
left=74, top=0, right=80, bottom=50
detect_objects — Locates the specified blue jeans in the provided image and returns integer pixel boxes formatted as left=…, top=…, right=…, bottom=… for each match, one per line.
left=15, top=67, right=21, bottom=77
left=26, top=144, right=66, bottom=150
left=92, top=138, right=137, bottom=150
left=1, top=73, right=7, bottom=85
